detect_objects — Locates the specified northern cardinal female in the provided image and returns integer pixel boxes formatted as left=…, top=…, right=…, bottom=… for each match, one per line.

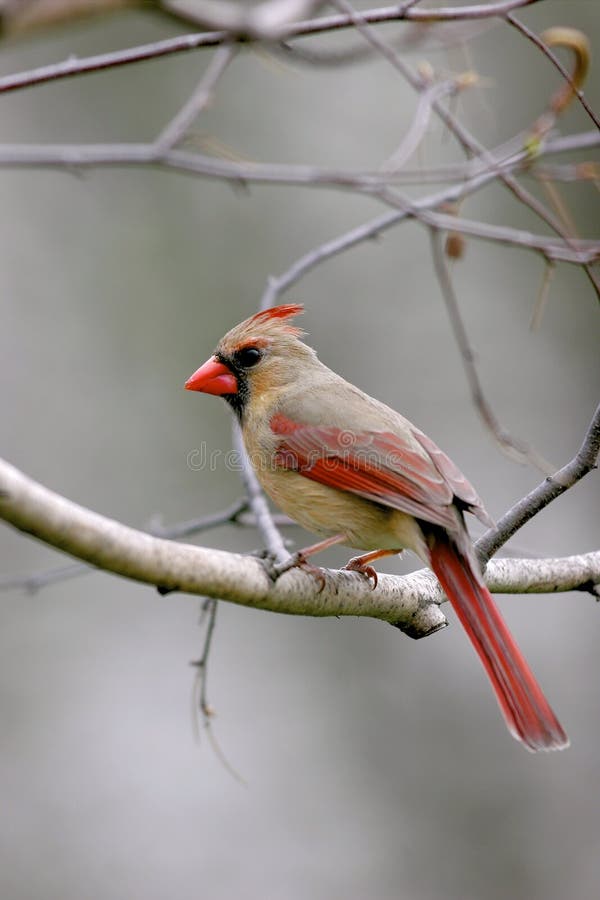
left=185, top=304, right=568, bottom=751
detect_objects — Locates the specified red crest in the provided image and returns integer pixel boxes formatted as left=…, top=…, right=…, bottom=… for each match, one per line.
left=249, top=304, right=304, bottom=325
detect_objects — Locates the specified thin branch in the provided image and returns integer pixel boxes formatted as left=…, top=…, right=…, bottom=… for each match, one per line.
left=223, top=0, right=542, bottom=38
left=428, top=228, right=555, bottom=472
left=260, top=206, right=407, bottom=308
left=320, top=3, right=600, bottom=302
left=0, top=1, right=541, bottom=95
left=350, top=131, right=600, bottom=185
left=154, top=43, right=237, bottom=154
left=476, top=402, right=600, bottom=562
left=331, top=0, right=424, bottom=84
left=382, top=77, right=462, bottom=171
left=278, top=9, right=439, bottom=70
left=191, top=598, right=219, bottom=720
left=334, top=7, right=600, bottom=300
left=400, top=204, right=598, bottom=265
left=232, top=423, right=290, bottom=564
left=506, top=15, right=600, bottom=131
left=259, top=157, right=599, bottom=312
left=0, top=560, right=94, bottom=593
left=0, top=140, right=597, bottom=266
left=0, top=30, right=227, bottom=95
left=151, top=497, right=250, bottom=539
left=169, top=14, right=600, bottom=308
left=190, top=596, right=247, bottom=783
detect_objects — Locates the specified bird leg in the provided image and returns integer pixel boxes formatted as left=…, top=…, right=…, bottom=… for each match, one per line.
left=343, top=548, right=403, bottom=589
left=267, top=533, right=348, bottom=589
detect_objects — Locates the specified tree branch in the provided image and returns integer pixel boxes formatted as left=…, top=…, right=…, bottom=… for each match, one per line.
left=482, top=551, right=600, bottom=597
left=506, top=15, right=600, bottom=131
left=477, top=401, right=600, bottom=561
left=0, top=1, right=541, bottom=95
left=0, top=456, right=447, bottom=637
left=2, top=450, right=598, bottom=640
left=0, top=498, right=301, bottom=594
left=232, top=423, right=290, bottom=564
left=428, top=227, right=555, bottom=472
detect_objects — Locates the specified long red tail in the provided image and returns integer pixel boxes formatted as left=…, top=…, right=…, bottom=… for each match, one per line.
left=428, top=533, right=568, bottom=752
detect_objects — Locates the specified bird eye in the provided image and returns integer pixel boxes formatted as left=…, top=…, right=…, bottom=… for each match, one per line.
left=235, top=346, right=263, bottom=368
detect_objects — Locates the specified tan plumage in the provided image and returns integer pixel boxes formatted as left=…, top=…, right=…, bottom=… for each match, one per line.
left=185, top=304, right=568, bottom=752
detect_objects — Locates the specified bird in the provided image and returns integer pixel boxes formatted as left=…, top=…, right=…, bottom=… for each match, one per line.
left=185, top=303, right=568, bottom=752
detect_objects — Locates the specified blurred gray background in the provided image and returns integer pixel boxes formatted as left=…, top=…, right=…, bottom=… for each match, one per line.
left=1, top=2, right=599, bottom=898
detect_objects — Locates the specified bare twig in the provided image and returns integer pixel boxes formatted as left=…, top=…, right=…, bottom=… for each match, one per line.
left=331, top=0, right=424, bottom=82
left=0, top=30, right=227, bottom=95
left=352, top=131, right=600, bottom=185
left=476, top=402, right=600, bottom=563
left=507, top=17, right=599, bottom=131
left=0, top=139, right=597, bottom=268
left=190, top=596, right=247, bottom=783
left=278, top=9, right=433, bottom=70
left=259, top=162, right=598, bottom=312
left=338, top=7, right=600, bottom=299
left=382, top=78, right=462, bottom=172
left=191, top=598, right=219, bottom=720
left=0, top=560, right=94, bottom=593
left=428, top=228, right=555, bottom=472
left=232, top=423, right=290, bottom=564
left=323, top=2, right=600, bottom=303
left=253, top=0, right=542, bottom=35
left=151, top=497, right=250, bottom=540
left=154, top=43, right=237, bottom=154
left=0, top=1, right=541, bottom=95
left=400, top=203, right=598, bottom=264
left=260, top=206, right=407, bottom=309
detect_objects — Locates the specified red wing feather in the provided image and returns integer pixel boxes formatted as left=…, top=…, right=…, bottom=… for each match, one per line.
left=270, top=414, right=458, bottom=531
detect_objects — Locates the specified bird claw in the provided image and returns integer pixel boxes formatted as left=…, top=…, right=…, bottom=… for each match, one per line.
left=343, top=557, right=379, bottom=589
left=263, top=552, right=327, bottom=592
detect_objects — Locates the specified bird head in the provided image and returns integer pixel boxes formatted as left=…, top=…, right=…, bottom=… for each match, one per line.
left=185, top=304, right=314, bottom=419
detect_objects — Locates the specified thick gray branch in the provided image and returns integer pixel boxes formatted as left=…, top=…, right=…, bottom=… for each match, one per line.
left=484, top=552, right=600, bottom=596
left=0, top=457, right=446, bottom=637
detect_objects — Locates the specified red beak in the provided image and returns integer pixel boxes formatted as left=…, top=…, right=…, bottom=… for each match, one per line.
left=185, top=356, right=238, bottom=395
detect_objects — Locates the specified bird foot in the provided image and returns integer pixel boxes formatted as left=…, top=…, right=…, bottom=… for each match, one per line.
left=263, top=552, right=327, bottom=593
left=342, top=556, right=379, bottom=589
